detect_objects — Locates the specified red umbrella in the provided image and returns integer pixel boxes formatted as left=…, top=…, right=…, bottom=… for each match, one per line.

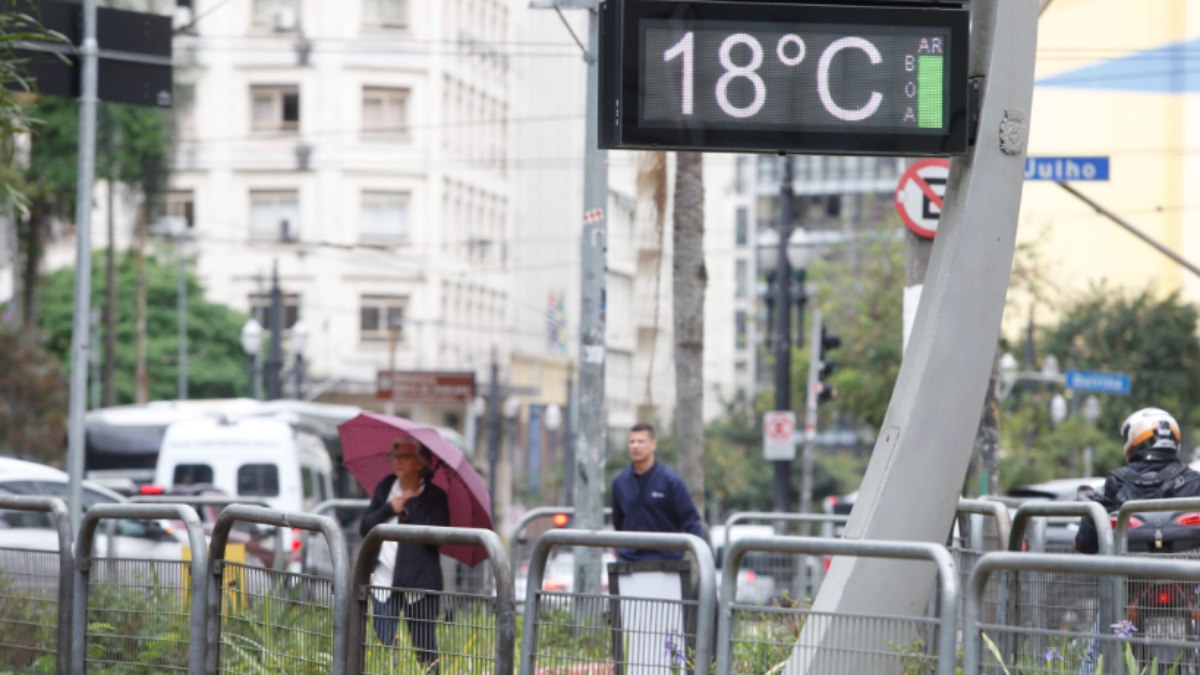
left=338, top=412, right=493, bottom=566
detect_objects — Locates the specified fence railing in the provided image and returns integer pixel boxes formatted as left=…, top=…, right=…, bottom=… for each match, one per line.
left=18, top=495, right=1200, bottom=673
left=0, top=494, right=74, bottom=675
left=347, top=524, right=514, bottom=674
left=717, top=535, right=959, bottom=675
left=206, top=504, right=351, bottom=675
left=965, top=551, right=1200, bottom=675
left=71, top=502, right=208, bottom=673
left=519, top=528, right=716, bottom=675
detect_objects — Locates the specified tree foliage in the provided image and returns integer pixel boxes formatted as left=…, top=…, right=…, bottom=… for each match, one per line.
left=35, top=249, right=250, bottom=403
left=1000, top=285, right=1200, bottom=488
left=0, top=320, right=68, bottom=465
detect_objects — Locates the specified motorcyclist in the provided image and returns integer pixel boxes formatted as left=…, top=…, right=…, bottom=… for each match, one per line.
left=1075, top=407, right=1200, bottom=553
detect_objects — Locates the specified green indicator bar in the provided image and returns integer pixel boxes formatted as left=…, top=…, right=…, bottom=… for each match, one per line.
left=918, top=55, right=944, bottom=129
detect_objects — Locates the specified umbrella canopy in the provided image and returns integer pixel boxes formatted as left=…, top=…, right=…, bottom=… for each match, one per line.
left=338, top=412, right=492, bottom=566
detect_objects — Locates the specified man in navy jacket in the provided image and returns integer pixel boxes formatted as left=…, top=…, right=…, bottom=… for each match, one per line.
left=611, top=423, right=706, bottom=561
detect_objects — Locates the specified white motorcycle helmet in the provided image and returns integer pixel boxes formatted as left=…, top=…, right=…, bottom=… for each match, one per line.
left=1120, top=407, right=1182, bottom=461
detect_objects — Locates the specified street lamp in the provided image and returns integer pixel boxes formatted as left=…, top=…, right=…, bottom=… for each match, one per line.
left=754, top=156, right=817, bottom=514
left=1050, top=393, right=1068, bottom=426
left=289, top=320, right=310, bottom=400
left=1082, top=395, right=1101, bottom=476
left=240, top=318, right=263, bottom=399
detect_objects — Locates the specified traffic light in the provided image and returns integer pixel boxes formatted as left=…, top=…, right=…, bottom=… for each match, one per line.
left=817, top=326, right=841, bottom=403
left=551, top=513, right=571, bottom=528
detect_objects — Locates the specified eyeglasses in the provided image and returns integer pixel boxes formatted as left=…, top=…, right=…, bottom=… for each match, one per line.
left=389, top=449, right=419, bottom=461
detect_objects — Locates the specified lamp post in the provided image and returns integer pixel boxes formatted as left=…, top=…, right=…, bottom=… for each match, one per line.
left=1050, top=393, right=1068, bottom=426
left=1082, top=395, right=1101, bottom=476
left=755, top=156, right=814, bottom=514
left=240, top=318, right=263, bottom=399
left=544, top=404, right=562, bottom=500
left=289, top=320, right=309, bottom=400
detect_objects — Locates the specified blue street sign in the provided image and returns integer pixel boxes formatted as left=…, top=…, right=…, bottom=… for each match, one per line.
left=1065, top=369, right=1131, bottom=395
left=1025, top=156, right=1110, bottom=181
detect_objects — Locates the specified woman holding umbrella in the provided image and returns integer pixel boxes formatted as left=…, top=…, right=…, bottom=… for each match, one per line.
left=360, top=435, right=449, bottom=671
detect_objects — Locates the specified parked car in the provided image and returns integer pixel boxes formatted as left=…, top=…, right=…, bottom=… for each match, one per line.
left=1005, top=476, right=1106, bottom=551
left=514, top=550, right=616, bottom=614
left=0, top=457, right=189, bottom=561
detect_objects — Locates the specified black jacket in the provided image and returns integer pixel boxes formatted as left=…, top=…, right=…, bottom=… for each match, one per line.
left=360, top=475, right=450, bottom=590
left=1075, top=458, right=1200, bottom=554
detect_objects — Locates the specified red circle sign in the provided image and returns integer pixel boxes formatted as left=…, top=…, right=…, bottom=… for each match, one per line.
left=765, top=412, right=795, bottom=443
left=894, top=159, right=951, bottom=239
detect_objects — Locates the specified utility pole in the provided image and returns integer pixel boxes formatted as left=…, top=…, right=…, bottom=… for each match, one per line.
left=134, top=206, right=148, bottom=404
left=799, top=309, right=822, bottom=516
left=772, top=157, right=797, bottom=515
left=66, top=0, right=99, bottom=533
left=572, top=3, right=608, bottom=599
left=564, top=366, right=576, bottom=507
left=487, top=349, right=501, bottom=523
left=530, top=0, right=607, bottom=597
left=266, top=261, right=283, bottom=400
left=177, top=232, right=188, bottom=400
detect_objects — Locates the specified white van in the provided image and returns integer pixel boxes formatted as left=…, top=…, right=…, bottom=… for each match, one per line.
left=153, top=415, right=335, bottom=514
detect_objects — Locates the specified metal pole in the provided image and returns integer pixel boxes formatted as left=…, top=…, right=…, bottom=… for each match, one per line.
left=293, top=353, right=304, bottom=399
left=89, top=308, right=101, bottom=410
left=800, top=309, right=822, bottom=516
left=66, top=0, right=100, bottom=533
left=488, top=349, right=500, bottom=523
left=772, top=156, right=795, bottom=515
left=564, top=368, right=576, bottom=507
left=573, top=5, right=608, bottom=599
left=266, top=261, right=283, bottom=400
left=177, top=234, right=188, bottom=400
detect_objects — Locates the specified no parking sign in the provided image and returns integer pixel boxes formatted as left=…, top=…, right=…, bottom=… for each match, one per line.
left=763, top=411, right=796, bottom=461
left=894, top=159, right=951, bottom=239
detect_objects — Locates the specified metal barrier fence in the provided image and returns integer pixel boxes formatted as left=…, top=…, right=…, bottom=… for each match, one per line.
left=519, top=529, right=716, bottom=675
left=206, top=504, right=351, bottom=675
left=0, top=495, right=73, bottom=675
left=129, top=495, right=280, bottom=568
left=347, top=524, right=515, bottom=674
left=965, top=551, right=1200, bottom=675
left=1004, top=500, right=1117, bottom=651
left=716, top=536, right=958, bottom=675
left=718, top=511, right=849, bottom=602
left=71, top=502, right=208, bottom=673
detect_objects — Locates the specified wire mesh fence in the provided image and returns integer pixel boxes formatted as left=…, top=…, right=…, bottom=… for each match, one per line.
left=0, top=547, right=64, bottom=673
left=358, top=586, right=499, bottom=674
left=213, top=562, right=337, bottom=673
left=525, top=589, right=702, bottom=675
left=82, top=557, right=194, bottom=671
left=725, top=605, right=942, bottom=674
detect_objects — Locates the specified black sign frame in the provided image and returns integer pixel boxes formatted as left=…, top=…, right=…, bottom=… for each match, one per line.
left=599, top=0, right=971, bottom=156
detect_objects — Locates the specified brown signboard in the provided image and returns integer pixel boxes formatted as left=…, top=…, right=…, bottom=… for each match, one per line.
left=375, top=371, right=476, bottom=404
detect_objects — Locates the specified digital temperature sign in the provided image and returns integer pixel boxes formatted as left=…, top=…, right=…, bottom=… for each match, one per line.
left=599, top=1, right=971, bottom=156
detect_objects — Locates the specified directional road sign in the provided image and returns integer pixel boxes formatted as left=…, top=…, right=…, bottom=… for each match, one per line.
left=894, top=158, right=950, bottom=239
left=1065, top=369, right=1131, bottom=396
left=1024, top=156, right=1109, bottom=181
left=763, top=411, right=797, bottom=461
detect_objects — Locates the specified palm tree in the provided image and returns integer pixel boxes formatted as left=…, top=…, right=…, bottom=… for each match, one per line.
left=673, top=151, right=706, bottom=512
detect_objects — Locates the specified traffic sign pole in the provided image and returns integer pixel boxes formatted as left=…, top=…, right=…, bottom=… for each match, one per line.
left=65, top=0, right=98, bottom=552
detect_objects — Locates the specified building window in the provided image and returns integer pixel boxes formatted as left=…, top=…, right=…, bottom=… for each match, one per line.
left=735, top=311, right=748, bottom=349
left=361, top=87, right=409, bottom=135
left=360, top=295, right=407, bottom=342
left=166, top=190, right=195, bottom=230
left=251, top=85, right=300, bottom=132
left=363, top=0, right=408, bottom=29
left=249, top=189, right=299, bottom=240
left=735, top=260, right=748, bottom=299
left=252, top=0, right=299, bottom=31
left=735, top=207, right=748, bottom=246
left=359, top=191, right=408, bottom=242
left=248, top=292, right=301, bottom=331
